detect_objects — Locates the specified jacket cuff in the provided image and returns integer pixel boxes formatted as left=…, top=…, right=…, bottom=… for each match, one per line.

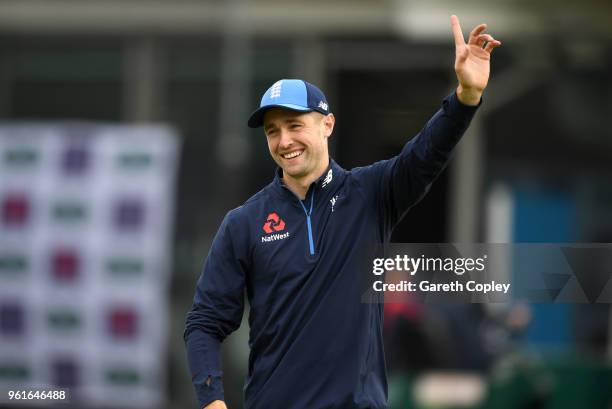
left=195, top=374, right=224, bottom=409
left=443, top=91, right=481, bottom=126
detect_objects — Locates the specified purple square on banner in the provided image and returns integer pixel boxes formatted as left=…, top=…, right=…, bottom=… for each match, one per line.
left=0, top=302, right=25, bottom=336
left=62, top=145, right=89, bottom=174
left=114, top=199, right=144, bottom=230
left=52, top=358, right=79, bottom=388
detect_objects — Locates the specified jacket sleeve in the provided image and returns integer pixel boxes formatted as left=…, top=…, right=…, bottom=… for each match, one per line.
left=184, top=212, right=247, bottom=408
left=365, top=91, right=480, bottom=235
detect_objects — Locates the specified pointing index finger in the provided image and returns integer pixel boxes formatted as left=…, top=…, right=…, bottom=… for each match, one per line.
left=451, top=15, right=465, bottom=47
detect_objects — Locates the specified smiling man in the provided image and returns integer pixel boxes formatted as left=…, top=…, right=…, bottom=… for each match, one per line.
left=185, top=15, right=501, bottom=409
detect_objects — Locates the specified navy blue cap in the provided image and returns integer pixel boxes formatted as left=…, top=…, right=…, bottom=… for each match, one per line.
left=248, top=79, right=330, bottom=128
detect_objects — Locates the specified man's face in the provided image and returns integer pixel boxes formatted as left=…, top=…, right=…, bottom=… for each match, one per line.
left=263, top=108, right=335, bottom=182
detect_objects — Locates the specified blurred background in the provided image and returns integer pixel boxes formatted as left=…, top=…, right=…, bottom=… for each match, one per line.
left=0, top=0, right=611, bottom=408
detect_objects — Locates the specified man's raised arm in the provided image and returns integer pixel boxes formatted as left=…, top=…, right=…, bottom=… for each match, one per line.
left=363, top=15, right=501, bottom=232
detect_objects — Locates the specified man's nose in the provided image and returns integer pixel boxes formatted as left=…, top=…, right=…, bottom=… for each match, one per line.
left=278, top=128, right=293, bottom=148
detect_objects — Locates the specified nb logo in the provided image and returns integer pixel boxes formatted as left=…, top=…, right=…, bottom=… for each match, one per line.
left=263, top=212, right=286, bottom=234
left=322, top=168, right=333, bottom=188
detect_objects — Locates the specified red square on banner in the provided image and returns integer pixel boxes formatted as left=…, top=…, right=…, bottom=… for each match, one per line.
left=108, top=308, right=138, bottom=339
left=51, top=250, right=80, bottom=283
left=2, top=194, right=29, bottom=227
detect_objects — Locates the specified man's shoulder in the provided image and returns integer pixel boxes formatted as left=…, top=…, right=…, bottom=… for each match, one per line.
left=225, top=182, right=275, bottom=222
left=346, top=159, right=393, bottom=181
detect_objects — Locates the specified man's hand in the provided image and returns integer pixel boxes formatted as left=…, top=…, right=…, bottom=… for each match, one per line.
left=204, top=400, right=227, bottom=409
left=451, top=15, right=501, bottom=105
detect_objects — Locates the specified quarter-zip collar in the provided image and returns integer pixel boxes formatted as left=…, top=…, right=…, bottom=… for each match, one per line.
left=271, top=158, right=345, bottom=206
left=270, top=159, right=345, bottom=256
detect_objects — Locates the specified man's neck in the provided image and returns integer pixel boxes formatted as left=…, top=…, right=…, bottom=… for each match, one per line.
left=281, top=160, right=329, bottom=200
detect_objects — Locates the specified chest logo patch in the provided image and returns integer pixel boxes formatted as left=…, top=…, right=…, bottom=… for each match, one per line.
left=261, top=212, right=290, bottom=243
left=263, top=212, right=286, bottom=234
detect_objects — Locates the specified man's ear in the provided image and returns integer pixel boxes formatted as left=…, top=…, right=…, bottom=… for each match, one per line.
left=323, top=113, right=335, bottom=138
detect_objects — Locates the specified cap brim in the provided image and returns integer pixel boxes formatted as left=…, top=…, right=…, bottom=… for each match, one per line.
left=247, top=104, right=313, bottom=128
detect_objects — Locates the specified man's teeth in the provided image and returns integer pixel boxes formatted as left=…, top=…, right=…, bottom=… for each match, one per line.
left=283, top=151, right=302, bottom=159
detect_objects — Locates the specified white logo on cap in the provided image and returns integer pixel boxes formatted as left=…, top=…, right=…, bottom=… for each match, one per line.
left=318, top=101, right=328, bottom=111
left=270, top=81, right=283, bottom=99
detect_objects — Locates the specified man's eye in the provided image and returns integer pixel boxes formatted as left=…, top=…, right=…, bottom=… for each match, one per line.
left=290, top=124, right=301, bottom=130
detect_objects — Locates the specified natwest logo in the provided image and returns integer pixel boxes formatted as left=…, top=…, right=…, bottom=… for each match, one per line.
left=263, top=212, right=286, bottom=234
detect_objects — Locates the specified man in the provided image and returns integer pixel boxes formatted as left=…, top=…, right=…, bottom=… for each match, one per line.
left=185, top=15, right=500, bottom=409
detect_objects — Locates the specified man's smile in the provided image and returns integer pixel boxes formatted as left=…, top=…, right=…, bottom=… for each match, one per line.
left=281, top=150, right=304, bottom=160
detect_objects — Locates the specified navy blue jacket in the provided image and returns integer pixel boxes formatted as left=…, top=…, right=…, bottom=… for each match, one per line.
left=185, top=92, right=479, bottom=409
